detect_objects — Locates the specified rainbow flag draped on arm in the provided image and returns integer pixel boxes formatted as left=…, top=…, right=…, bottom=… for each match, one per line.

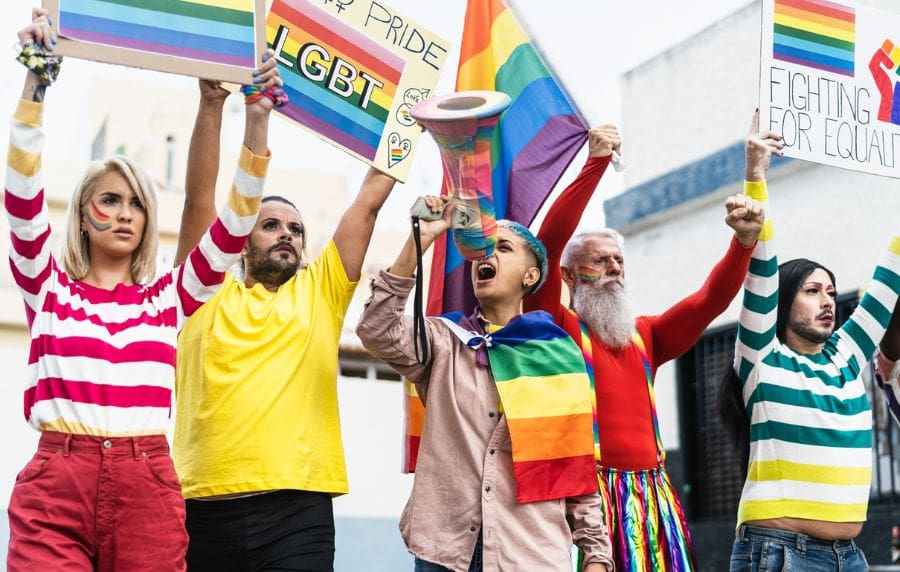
left=425, top=0, right=589, bottom=317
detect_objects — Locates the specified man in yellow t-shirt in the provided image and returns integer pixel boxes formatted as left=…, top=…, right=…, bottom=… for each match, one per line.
left=172, top=82, right=396, bottom=571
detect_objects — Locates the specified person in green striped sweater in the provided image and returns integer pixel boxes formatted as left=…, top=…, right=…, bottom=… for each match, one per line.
left=721, top=111, right=900, bottom=571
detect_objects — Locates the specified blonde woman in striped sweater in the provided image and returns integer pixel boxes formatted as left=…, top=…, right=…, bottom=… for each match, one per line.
left=4, top=9, right=280, bottom=570
left=721, top=112, right=899, bottom=570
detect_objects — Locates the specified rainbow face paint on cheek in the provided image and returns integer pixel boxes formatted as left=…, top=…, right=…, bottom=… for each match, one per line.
left=85, top=201, right=112, bottom=232
left=577, top=266, right=604, bottom=283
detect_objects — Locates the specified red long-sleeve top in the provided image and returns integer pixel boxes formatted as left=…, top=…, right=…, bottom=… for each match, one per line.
left=525, top=155, right=753, bottom=470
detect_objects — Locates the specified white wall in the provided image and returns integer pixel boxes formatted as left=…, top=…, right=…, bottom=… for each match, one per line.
left=621, top=3, right=762, bottom=189
left=334, top=377, right=413, bottom=519
left=0, top=341, right=42, bottom=506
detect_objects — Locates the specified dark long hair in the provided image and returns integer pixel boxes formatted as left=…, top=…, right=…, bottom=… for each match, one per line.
left=718, top=258, right=836, bottom=477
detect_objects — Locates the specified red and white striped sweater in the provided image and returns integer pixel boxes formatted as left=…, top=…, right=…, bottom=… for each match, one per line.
left=5, top=99, right=269, bottom=436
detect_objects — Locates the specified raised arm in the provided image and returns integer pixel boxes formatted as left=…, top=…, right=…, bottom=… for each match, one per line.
left=331, top=167, right=396, bottom=281
left=734, top=111, right=784, bottom=380
left=648, top=195, right=763, bottom=363
left=834, top=228, right=900, bottom=368
left=524, top=126, right=616, bottom=317
left=174, top=81, right=230, bottom=266
left=175, top=53, right=278, bottom=322
left=6, top=10, right=57, bottom=327
left=356, top=196, right=451, bottom=382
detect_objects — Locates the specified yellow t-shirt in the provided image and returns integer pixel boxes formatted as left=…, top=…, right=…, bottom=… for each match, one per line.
left=173, top=241, right=357, bottom=498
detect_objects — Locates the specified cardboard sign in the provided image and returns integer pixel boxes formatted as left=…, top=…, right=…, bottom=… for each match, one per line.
left=43, top=0, right=267, bottom=85
left=267, top=0, right=450, bottom=181
left=760, top=0, right=900, bottom=177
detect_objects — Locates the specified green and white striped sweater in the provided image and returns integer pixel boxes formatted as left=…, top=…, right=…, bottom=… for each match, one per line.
left=734, top=180, right=900, bottom=525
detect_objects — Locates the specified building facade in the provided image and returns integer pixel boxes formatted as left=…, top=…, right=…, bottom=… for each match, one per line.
left=609, top=1, right=900, bottom=567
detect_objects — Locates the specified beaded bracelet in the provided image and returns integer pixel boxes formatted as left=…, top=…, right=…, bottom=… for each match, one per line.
left=15, top=42, right=62, bottom=84
left=240, top=85, right=289, bottom=108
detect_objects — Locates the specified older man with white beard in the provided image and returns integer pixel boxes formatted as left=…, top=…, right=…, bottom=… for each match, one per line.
left=524, top=125, right=770, bottom=571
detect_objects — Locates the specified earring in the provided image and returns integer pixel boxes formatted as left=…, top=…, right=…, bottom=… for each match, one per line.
left=80, top=229, right=88, bottom=238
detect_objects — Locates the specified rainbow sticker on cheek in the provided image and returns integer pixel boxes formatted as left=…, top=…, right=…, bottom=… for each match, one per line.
left=85, top=201, right=112, bottom=232
left=577, top=266, right=604, bottom=283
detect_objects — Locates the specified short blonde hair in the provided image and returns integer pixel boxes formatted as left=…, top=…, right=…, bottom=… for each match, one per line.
left=62, top=156, right=159, bottom=284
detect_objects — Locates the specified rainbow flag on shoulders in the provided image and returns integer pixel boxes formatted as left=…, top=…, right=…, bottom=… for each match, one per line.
left=484, top=312, right=598, bottom=502
left=773, top=0, right=856, bottom=77
left=411, top=311, right=598, bottom=502
left=425, top=0, right=588, bottom=317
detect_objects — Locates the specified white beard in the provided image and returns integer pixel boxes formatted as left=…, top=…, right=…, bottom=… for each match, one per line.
left=572, top=278, right=634, bottom=348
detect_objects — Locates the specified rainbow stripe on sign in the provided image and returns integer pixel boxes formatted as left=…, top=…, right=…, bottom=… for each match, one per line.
left=58, top=0, right=257, bottom=68
left=773, top=0, right=856, bottom=77
left=267, top=0, right=404, bottom=161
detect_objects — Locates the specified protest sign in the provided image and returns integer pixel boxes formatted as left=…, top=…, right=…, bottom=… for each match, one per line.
left=760, top=0, right=900, bottom=177
left=43, top=0, right=267, bottom=84
left=267, top=0, right=450, bottom=181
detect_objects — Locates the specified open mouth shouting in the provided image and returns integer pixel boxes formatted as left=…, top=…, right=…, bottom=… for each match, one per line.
left=475, top=259, right=497, bottom=286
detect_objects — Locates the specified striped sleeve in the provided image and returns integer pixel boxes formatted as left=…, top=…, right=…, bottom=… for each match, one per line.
left=5, top=99, right=53, bottom=328
left=174, top=145, right=268, bottom=324
left=835, top=232, right=900, bottom=371
left=734, top=180, right=778, bottom=384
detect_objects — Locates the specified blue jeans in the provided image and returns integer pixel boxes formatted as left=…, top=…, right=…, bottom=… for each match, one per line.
left=414, top=531, right=482, bottom=571
left=730, top=525, right=867, bottom=571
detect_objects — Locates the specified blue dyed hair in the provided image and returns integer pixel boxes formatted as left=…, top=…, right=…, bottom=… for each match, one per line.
left=497, top=219, right=547, bottom=295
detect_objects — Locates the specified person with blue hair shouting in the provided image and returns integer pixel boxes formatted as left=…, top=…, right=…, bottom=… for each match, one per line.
left=357, top=196, right=614, bottom=572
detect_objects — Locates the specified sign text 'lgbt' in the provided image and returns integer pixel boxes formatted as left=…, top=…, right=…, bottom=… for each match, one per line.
left=760, top=0, right=900, bottom=177
left=43, top=0, right=267, bottom=84
left=267, top=0, right=450, bottom=181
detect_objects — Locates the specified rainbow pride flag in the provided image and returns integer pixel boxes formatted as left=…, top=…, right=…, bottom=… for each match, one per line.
left=403, top=379, right=425, bottom=472
left=487, top=312, right=598, bottom=502
left=773, top=0, right=856, bottom=77
left=420, top=311, right=597, bottom=502
left=425, top=0, right=588, bottom=317
left=58, top=0, right=257, bottom=68
left=267, top=0, right=404, bottom=161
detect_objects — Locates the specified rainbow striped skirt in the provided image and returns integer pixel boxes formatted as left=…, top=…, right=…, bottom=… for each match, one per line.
left=584, top=465, right=696, bottom=572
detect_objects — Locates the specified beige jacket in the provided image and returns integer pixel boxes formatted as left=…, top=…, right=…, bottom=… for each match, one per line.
left=357, top=270, right=614, bottom=572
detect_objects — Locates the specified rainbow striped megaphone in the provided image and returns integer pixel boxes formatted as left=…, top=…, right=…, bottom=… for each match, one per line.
left=410, top=91, right=511, bottom=261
